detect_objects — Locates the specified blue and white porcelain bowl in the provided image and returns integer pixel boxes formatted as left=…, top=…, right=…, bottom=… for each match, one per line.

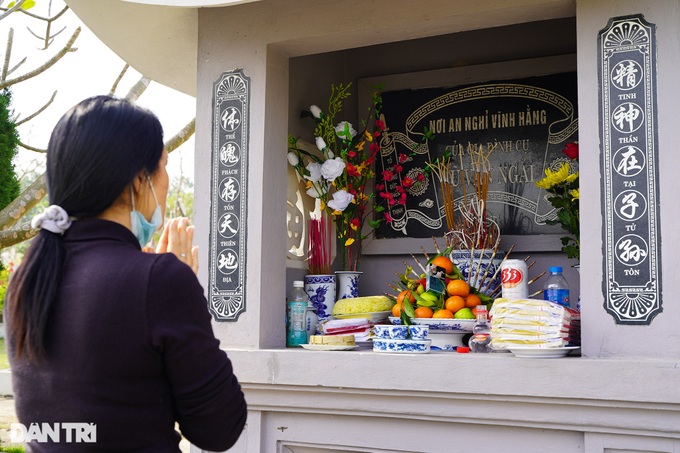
left=373, top=338, right=431, bottom=354
left=408, top=325, right=429, bottom=340
left=374, top=324, right=408, bottom=340
left=388, top=317, right=475, bottom=332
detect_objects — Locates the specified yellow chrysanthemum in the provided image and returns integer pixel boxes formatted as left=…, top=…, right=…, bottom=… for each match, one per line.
left=356, top=141, right=365, bottom=151
left=332, top=209, right=342, bottom=216
left=345, top=238, right=355, bottom=246
left=350, top=222, right=358, bottom=231
left=320, top=200, right=326, bottom=210
left=570, top=188, right=580, bottom=200
left=535, top=163, right=570, bottom=189
left=305, top=180, right=312, bottom=189
left=364, top=131, right=373, bottom=142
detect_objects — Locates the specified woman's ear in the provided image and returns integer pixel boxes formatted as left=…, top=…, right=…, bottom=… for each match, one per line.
left=131, top=171, right=146, bottom=195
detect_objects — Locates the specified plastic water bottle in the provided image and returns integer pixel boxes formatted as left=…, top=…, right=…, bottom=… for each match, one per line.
left=286, top=281, right=309, bottom=347
left=468, top=305, right=491, bottom=353
left=543, top=266, right=570, bottom=307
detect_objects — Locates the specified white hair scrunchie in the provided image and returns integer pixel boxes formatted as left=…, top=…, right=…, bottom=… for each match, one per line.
left=31, top=205, right=72, bottom=235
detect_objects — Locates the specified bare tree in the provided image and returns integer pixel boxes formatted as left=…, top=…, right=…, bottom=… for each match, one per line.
left=0, top=0, right=196, bottom=249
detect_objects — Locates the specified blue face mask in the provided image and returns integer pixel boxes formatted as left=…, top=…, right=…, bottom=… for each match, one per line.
left=130, top=174, right=163, bottom=247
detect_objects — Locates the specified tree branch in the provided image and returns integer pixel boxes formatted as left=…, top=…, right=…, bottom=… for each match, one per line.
left=18, top=139, right=46, bottom=153
left=109, top=64, right=129, bottom=95
left=124, top=76, right=150, bottom=103
left=15, top=90, right=56, bottom=126
left=0, top=0, right=27, bottom=21
left=0, top=222, right=37, bottom=249
left=0, top=26, right=79, bottom=89
left=2, top=27, right=12, bottom=81
left=0, top=173, right=46, bottom=233
left=165, top=118, right=195, bottom=153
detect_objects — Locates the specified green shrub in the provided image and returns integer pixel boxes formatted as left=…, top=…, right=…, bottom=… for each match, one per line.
left=0, top=89, right=20, bottom=211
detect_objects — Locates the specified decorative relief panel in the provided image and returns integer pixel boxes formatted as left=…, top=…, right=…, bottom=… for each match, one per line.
left=208, top=70, right=250, bottom=321
left=598, top=15, right=662, bottom=324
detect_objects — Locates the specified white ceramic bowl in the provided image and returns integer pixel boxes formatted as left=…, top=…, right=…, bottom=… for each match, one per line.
left=373, top=338, right=431, bottom=354
left=388, top=316, right=475, bottom=332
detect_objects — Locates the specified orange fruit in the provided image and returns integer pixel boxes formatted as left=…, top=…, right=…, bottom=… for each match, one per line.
left=397, top=289, right=416, bottom=306
left=431, top=256, right=454, bottom=275
left=464, top=293, right=481, bottom=308
left=445, top=296, right=466, bottom=314
left=446, top=279, right=470, bottom=298
left=414, top=306, right=434, bottom=318
left=433, top=309, right=454, bottom=318
left=392, top=302, right=403, bottom=318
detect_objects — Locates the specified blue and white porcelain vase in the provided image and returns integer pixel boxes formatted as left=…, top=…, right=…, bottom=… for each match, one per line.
left=450, top=249, right=504, bottom=296
left=304, top=274, right=336, bottom=320
left=335, top=271, right=362, bottom=300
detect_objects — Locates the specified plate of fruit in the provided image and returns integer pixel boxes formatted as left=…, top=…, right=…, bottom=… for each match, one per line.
left=388, top=251, right=496, bottom=329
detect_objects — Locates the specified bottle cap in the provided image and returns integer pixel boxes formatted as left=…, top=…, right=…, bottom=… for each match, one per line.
left=293, top=280, right=304, bottom=287
left=456, top=346, right=470, bottom=353
left=549, top=266, right=563, bottom=273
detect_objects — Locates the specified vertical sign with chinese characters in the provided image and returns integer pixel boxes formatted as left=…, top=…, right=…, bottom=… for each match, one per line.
left=599, top=15, right=661, bottom=324
left=208, top=70, right=250, bottom=321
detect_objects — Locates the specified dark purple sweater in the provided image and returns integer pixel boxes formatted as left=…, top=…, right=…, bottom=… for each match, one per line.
left=7, top=219, right=247, bottom=452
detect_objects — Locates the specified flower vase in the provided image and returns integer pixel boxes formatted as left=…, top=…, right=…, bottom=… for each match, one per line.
left=450, top=250, right=504, bottom=296
left=304, top=274, right=336, bottom=321
left=335, top=271, right=362, bottom=300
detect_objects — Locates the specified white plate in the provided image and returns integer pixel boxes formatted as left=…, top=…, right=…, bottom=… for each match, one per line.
left=509, top=346, right=580, bottom=358
left=300, top=343, right=358, bottom=351
left=334, top=311, right=391, bottom=322
left=388, top=316, right=475, bottom=332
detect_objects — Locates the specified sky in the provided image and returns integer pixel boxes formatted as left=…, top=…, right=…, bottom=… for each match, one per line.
left=5, top=1, right=196, bottom=181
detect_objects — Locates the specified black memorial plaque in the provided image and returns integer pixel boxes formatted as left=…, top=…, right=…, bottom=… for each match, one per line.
left=599, top=15, right=662, bottom=324
left=375, top=72, right=578, bottom=239
left=208, top=70, right=250, bottom=321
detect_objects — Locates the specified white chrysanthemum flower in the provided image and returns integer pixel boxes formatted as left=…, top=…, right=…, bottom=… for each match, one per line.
left=315, top=137, right=327, bottom=152
left=287, top=152, right=299, bottom=167
left=306, top=184, right=327, bottom=198
left=335, top=121, right=357, bottom=139
left=327, top=190, right=355, bottom=212
left=305, top=162, right=323, bottom=182
left=310, top=105, right=323, bottom=119
left=320, top=157, right=345, bottom=181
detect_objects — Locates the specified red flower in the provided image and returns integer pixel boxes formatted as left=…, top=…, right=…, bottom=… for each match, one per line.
left=417, top=174, right=425, bottom=182
left=384, top=212, right=393, bottom=223
left=380, top=191, right=393, bottom=200
left=402, top=177, right=414, bottom=188
left=375, top=120, right=386, bottom=131
left=382, top=170, right=394, bottom=181
left=562, top=142, right=579, bottom=160
left=348, top=150, right=357, bottom=158
left=398, top=153, right=409, bottom=163
left=366, top=156, right=375, bottom=165
left=370, top=142, right=380, bottom=153
left=376, top=183, right=385, bottom=191
left=346, top=163, right=360, bottom=177
left=350, top=218, right=361, bottom=229
left=394, top=164, right=403, bottom=173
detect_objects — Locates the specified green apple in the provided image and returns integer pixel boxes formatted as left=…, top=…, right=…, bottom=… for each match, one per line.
left=454, top=307, right=475, bottom=319
left=420, top=291, right=439, bottom=302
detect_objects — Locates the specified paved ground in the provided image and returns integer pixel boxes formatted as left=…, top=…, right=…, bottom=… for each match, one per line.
left=0, top=396, right=21, bottom=449
left=0, top=397, right=189, bottom=451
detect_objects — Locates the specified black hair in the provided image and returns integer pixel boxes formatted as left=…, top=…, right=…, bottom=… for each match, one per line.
left=7, top=95, right=164, bottom=359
